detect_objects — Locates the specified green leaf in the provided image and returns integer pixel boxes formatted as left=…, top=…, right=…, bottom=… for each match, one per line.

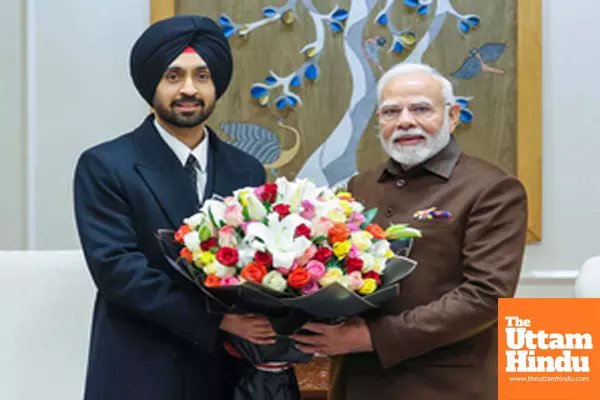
left=360, top=208, right=378, bottom=229
left=242, top=207, right=251, bottom=222
left=208, top=208, right=219, bottom=231
left=312, top=235, right=328, bottom=244
left=199, top=225, right=212, bottom=241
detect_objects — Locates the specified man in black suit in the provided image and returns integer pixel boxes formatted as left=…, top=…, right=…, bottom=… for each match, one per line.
left=73, top=15, right=276, bottom=400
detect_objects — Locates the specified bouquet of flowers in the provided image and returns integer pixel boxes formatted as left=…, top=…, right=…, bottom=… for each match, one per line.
left=155, top=177, right=421, bottom=400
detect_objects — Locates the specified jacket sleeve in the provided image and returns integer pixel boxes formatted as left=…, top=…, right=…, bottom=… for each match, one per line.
left=73, top=150, right=223, bottom=353
left=367, top=176, right=528, bottom=369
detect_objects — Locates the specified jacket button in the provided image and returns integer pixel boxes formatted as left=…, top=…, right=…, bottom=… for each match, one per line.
left=396, top=179, right=407, bottom=188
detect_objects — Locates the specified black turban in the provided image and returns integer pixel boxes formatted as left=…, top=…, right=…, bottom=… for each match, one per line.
left=129, top=15, right=233, bottom=105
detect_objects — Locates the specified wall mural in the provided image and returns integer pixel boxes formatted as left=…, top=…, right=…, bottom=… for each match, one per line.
left=175, top=0, right=517, bottom=189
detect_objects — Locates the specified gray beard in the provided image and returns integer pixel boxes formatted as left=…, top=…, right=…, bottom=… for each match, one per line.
left=379, top=117, right=451, bottom=167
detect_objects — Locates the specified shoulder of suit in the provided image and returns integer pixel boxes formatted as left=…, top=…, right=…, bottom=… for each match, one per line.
left=455, top=153, right=525, bottom=194
left=78, top=131, right=136, bottom=167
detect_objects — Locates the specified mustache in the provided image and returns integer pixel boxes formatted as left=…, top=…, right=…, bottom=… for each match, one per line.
left=171, top=96, right=205, bottom=107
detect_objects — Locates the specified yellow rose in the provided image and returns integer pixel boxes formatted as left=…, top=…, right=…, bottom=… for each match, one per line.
left=319, top=267, right=344, bottom=287
left=199, top=251, right=215, bottom=265
left=333, top=241, right=352, bottom=259
left=336, top=191, right=353, bottom=200
left=338, top=200, right=353, bottom=216
left=358, top=278, right=377, bottom=295
left=351, top=231, right=373, bottom=251
left=328, top=209, right=347, bottom=224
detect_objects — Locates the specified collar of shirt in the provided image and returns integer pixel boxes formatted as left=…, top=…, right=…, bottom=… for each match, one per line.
left=153, top=118, right=208, bottom=172
left=378, top=136, right=462, bottom=182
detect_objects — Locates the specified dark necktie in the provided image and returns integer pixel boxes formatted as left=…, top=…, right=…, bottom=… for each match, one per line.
left=185, top=155, right=200, bottom=201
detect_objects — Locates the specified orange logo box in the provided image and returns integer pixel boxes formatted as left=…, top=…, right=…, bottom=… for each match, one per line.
left=498, top=298, right=600, bottom=400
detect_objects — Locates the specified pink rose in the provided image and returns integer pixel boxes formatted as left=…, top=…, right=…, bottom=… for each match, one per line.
left=223, top=196, right=237, bottom=207
left=296, top=245, right=317, bottom=267
left=218, top=225, right=238, bottom=248
left=347, top=271, right=364, bottom=291
left=224, top=204, right=244, bottom=227
left=301, top=280, right=320, bottom=295
left=347, top=211, right=366, bottom=226
left=347, top=223, right=361, bottom=233
left=347, top=245, right=361, bottom=259
left=300, top=200, right=316, bottom=220
left=312, top=217, right=334, bottom=237
left=221, top=276, right=241, bottom=286
left=305, top=260, right=326, bottom=281
left=275, top=267, right=290, bottom=276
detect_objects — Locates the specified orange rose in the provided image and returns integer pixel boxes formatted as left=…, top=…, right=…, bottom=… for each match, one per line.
left=179, top=247, right=193, bottom=262
left=205, top=274, right=221, bottom=288
left=174, top=225, right=193, bottom=243
left=365, top=224, right=386, bottom=240
left=287, top=268, right=311, bottom=289
left=328, top=222, right=351, bottom=244
left=241, top=262, right=268, bottom=284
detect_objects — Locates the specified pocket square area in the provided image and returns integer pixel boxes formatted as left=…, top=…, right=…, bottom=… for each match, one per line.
left=413, top=207, right=452, bottom=220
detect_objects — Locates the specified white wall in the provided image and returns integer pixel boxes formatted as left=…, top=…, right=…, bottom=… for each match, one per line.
left=0, top=0, right=597, bottom=290
left=0, top=0, right=26, bottom=249
left=27, top=0, right=150, bottom=249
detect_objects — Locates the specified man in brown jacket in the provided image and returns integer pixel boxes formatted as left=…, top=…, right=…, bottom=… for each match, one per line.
left=293, top=63, right=528, bottom=399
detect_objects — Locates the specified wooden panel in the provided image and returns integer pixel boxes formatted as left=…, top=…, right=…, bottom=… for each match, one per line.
left=517, top=0, right=542, bottom=242
left=150, top=0, right=542, bottom=244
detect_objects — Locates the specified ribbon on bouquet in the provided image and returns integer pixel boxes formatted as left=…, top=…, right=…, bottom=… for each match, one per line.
left=223, top=340, right=293, bottom=373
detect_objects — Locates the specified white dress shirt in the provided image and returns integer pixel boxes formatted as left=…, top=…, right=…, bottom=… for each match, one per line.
left=153, top=119, right=208, bottom=202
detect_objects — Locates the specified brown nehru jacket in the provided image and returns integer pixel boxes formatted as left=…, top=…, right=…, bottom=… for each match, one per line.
left=329, top=137, right=528, bottom=400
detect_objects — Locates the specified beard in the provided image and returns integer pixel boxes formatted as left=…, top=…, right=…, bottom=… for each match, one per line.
left=379, top=116, right=451, bottom=167
left=154, top=96, right=216, bottom=128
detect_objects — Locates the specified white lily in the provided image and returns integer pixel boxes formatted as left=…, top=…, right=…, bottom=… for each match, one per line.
left=244, top=213, right=313, bottom=270
left=275, top=177, right=323, bottom=212
left=200, top=199, right=226, bottom=227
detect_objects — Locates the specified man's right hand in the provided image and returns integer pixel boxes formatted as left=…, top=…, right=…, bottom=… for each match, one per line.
left=219, top=314, right=277, bottom=345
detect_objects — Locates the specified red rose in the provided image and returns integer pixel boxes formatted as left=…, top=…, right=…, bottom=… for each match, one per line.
left=288, top=267, right=311, bottom=289
left=257, top=183, right=278, bottom=204
left=254, top=251, right=273, bottom=267
left=295, top=224, right=312, bottom=239
left=200, top=237, right=219, bottom=252
left=180, top=247, right=193, bottom=262
left=241, top=262, right=268, bottom=283
left=174, top=225, right=193, bottom=244
left=313, top=248, right=333, bottom=264
left=363, top=271, right=381, bottom=285
left=216, top=247, right=239, bottom=267
left=273, top=204, right=291, bottom=219
left=345, top=257, right=364, bottom=274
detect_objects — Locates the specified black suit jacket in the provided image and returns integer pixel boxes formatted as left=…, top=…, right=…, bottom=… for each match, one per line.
left=73, top=115, right=266, bottom=400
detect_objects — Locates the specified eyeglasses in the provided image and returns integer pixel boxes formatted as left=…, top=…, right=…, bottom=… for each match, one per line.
left=378, top=102, right=452, bottom=123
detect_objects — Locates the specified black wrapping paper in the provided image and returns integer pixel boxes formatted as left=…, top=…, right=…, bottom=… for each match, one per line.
left=155, top=229, right=418, bottom=399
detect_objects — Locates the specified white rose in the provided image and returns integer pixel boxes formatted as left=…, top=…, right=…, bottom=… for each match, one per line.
left=360, top=253, right=376, bottom=273
left=213, top=261, right=236, bottom=278
left=183, top=213, right=206, bottom=229
left=183, top=231, right=201, bottom=251
left=262, top=271, right=288, bottom=292
left=371, top=240, right=391, bottom=258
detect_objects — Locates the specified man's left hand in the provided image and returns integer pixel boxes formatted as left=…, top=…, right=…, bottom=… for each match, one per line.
left=291, top=317, right=373, bottom=356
